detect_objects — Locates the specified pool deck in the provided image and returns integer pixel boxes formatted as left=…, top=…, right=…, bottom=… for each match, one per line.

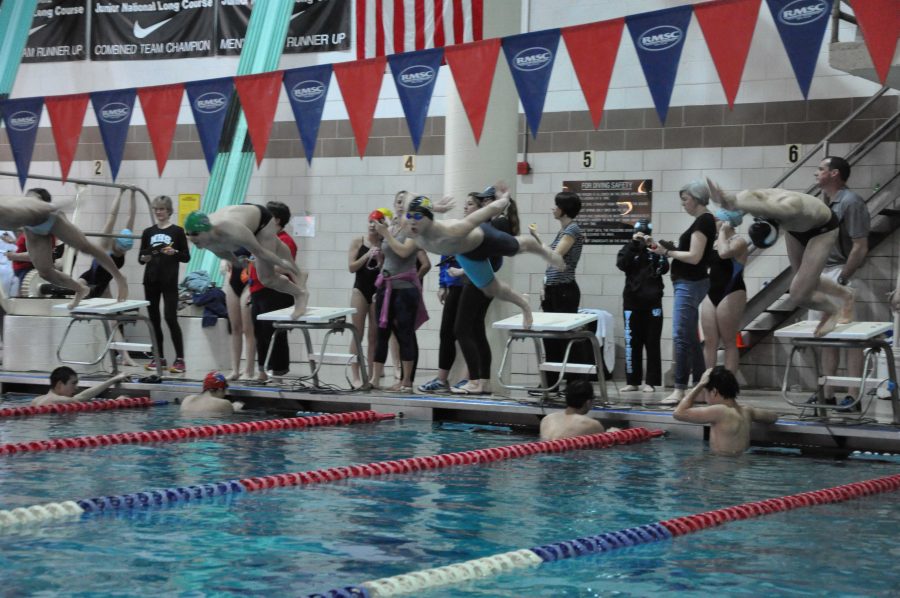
left=1, top=367, right=898, bottom=453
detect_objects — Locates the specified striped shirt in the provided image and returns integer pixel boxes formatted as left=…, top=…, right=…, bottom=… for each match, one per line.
left=544, top=222, right=583, bottom=285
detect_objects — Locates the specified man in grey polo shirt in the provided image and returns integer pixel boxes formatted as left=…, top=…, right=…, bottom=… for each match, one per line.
left=812, top=156, right=870, bottom=411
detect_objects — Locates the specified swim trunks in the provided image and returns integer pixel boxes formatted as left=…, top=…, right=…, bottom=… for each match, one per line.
left=787, top=212, right=838, bottom=247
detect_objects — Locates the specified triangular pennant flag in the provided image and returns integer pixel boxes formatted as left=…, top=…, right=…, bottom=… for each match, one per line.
left=137, top=83, right=184, bottom=177
left=695, top=0, right=761, bottom=108
left=0, top=97, right=44, bottom=189
left=765, top=0, right=833, bottom=98
left=626, top=5, right=693, bottom=124
left=235, top=71, right=284, bottom=167
left=850, top=0, right=900, bottom=85
left=388, top=48, right=444, bottom=151
left=185, top=77, right=235, bottom=172
left=445, top=38, right=501, bottom=144
left=91, top=88, right=137, bottom=181
left=562, top=18, right=624, bottom=129
left=45, top=93, right=89, bottom=182
left=283, top=64, right=333, bottom=164
left=334, top=56, right=386, bottom=158
left=502, top=29, right=561, bottom=138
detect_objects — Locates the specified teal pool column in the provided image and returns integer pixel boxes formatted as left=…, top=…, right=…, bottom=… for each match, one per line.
left=0, top=0, right=40, bottom=98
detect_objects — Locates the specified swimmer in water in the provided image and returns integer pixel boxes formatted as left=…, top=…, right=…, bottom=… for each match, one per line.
left=32, top=367, right=129, bottom=407
left=179, top=371, right=243, bottom=416
left=540, top=379, right=617, bottom=440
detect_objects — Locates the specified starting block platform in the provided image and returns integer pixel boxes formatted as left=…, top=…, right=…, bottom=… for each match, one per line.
left=775, top=320, right=899, bottom=423
left=257, top=306, right=364, bottom=388
left=493, top=311, right=607, bottom=402
left=52, top=298, right=162, bottom=377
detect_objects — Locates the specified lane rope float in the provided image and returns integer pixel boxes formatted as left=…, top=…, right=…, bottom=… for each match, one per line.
left=0, top=397, right=163, bottom=419
left=0, top=410, right=396, bottom=456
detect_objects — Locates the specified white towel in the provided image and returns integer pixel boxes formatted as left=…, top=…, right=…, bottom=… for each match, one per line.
left=578, top=308, right=615, bottom=373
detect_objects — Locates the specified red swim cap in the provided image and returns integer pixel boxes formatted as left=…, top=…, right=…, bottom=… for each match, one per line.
left=203, top=371, right=228, bottom=392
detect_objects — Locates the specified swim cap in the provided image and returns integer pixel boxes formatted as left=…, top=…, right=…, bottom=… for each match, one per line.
left=115, top=228, right=134, bottom=251
left=407, top=196, right=434, bottom=220
left=203, top=371, right=228, bottom=392
left=470, top=186, right=496, bottom=200
left=715, top=208, right=744, bottom=228
left=369, top=208, right=393, bottom=222
left=184, top=211, right=212, bottom=234
left=748, top=218, right=779, bottom=248
left=633, top=219, right=652, bottom=235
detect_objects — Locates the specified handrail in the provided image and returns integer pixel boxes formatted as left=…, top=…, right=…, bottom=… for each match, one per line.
left=830, top=1, right=858, bottom=44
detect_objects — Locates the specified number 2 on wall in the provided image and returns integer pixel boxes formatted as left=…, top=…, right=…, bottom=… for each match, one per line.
left=93, top=160, right=104, bottom=176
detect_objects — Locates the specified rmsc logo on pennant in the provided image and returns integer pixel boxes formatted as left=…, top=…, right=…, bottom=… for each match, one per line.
left=779, top=0, right=828, bottom=26
left=398, top=65, right=436, bottom=88
left=291, top=80, right=326, bottom=103
left=513, top=47, right=553, bottom=71
left=8, top=111, right=38, bottom=131
left=639, top=25, right=682, bottom=52
left=194, top=92, right=228, bottom=113
left=100, top=103, right=131, bottom=124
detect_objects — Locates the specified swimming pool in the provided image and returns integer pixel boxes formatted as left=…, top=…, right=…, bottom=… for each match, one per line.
left=0, top=405, right=896, bottom=595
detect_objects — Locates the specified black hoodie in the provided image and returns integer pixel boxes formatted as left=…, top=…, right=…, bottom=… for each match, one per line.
left=616, top=240, right=668, bottom=309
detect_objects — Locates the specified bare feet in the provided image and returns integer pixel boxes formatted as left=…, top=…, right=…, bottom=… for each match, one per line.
left=706, top=177, right=738, bottom=211
left=661, top=389, right=684, bottom=405
left=242, top=369, right=255, bottom=380
left=291, top=290, right=309, bottom=320
left=67, top=282, right=90, bottom=310
left=227, top=371, right=241, bottom=381
left=814, top=311, right=841, bottom=337
left=521, top=299, right=533, bottom=330
left=838, top=286, right=855, bottom=324
left=115, top=275, right=128, bottom=302
left=621, top=385, right=640, bottom=392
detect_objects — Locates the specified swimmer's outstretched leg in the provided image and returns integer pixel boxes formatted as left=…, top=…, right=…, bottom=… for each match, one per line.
left=516, top=235, right=565, bottom=269
left=482, top=278, right=532, bottom=329
left=291, top=271, right=310, bottom=320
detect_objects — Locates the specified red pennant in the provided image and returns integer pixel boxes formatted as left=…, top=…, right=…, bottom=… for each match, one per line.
left=444, top=38, right=501, bottom=144
left=137, top=83, right=183, bottom=176
left=851, top=0, right=900, bottom=85
left=45, top=94, right=88, bottom=182
left=562, top=19, right=623, bottom=129
left=334, top=56, right=387, bottom=157
left=694, top=0, right=761, bottom=108
left=235, top=71, right=284, bottom=167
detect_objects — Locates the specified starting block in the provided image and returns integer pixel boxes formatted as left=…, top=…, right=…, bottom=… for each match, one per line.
left=256, top=306, right=363, bottom=388
left=775, top=320, right=899, bottom=423
left=52, top=298, right=161, bottom=377
left=493, top=311, right=607, bottom=402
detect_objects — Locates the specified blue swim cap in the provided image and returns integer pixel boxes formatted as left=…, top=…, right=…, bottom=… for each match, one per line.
left=715, top=208, right=744, bottom=228
left=115, top=228, right=134, bottom=251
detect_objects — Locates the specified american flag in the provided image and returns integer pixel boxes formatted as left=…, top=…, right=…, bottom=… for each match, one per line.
left=356, top=0, right=484, bottom=59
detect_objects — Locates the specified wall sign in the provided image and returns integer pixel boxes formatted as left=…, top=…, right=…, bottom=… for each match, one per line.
left=563, top=179, right=653, bottom=245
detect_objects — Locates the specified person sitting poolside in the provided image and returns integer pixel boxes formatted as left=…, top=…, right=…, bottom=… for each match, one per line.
left=179, top=371, right=243, bottom=416
left=540, top=379, right=616, bottom=440
left=183, top=205, right=309, bottom=319
left=32, top=367, right=129, bottom=407
left=672, top=366, right=778, bottom=456
left=396, top=186, right=564, bottom=329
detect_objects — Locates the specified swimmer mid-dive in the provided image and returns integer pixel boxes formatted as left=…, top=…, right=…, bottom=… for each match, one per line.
left=0, top=191, right=129, bottom=309
left=392, top=185, right=563, bottom=329
left=705, top=178, right=854, bottom=337
left=183, top=204, right=309, bottom=319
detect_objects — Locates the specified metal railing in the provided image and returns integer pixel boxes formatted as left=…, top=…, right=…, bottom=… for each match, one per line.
left=830, top=1, right=858, bottom=44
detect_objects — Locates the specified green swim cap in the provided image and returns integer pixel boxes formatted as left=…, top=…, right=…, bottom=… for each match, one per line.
left=184, top=211, right=212, bottom=234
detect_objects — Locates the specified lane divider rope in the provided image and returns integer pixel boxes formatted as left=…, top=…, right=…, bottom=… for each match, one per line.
left=0, top=397, right=163, bottom=419
left=0, top=428, right=662, bottom=531
left=0, top=410, right=396, bottom=456
left=308, top=472, right=900, bottom=597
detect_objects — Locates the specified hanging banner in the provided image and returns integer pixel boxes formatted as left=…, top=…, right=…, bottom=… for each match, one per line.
left=694, top=0, right=761, bottom=108
left=562, top=18, right=624, bottom=129
left=185, top=77, right=234, bottom=172
left=388, top=48, right=444, bottom=152
left=834, top=0, right=897, bottom=85
left=45, top=93, right=89, bottom=182
left=501, top=29, right=561, bottom=138
left=22, top=0, right=87, bottom=63
left=91, top=88, right=137, bottom=181
left=235, top=71, right=283, bottom=167
left=563, top=179, right=653, bottom=245
left=444, top=38, right=500, bottom=144
left=90, top=0, right=215, bottom=61
left=1, top=97, right=44, bottom=189
left=334, top=56, right=387, bottom=158
left=626, top=5, right=693, bottom=125
left=218, top=0, right=350, bottom=56
left=283, top=63, right=332, bottom=164
left=137, top=83, right=184, bottom=176
left=765, top=0, right=832, bottom=98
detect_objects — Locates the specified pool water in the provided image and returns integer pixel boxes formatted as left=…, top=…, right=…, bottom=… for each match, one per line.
left=0, top=405, right=897, bottom=596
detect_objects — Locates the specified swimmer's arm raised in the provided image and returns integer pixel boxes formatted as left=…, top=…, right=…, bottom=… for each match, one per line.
left=72, top=373, right=129, bottom=402
left=375, top=220, right=417, bottom=258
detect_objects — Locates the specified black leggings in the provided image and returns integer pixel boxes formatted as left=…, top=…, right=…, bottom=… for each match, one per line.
left=251, top=287, right=294, bottom=374
left=541, top=281, right=591, bottom=386
left=374, top=287, right=419, bottom=367
left=438, top=285, right=463, bottom=371
left=624, top=307, right=663, bottom=386
left=144, top=283, right=183, bottom=359
left=455, top=284, right=493, bottom=380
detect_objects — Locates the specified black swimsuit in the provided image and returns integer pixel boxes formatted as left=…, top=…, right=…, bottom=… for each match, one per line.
left=707, top=255, right=745, bottom=307
left=787, top=212, right=838, bottom=247
left=248, top=204, right=273, bottom=235
left=353, top=241, right=379, bottom=304
left=228, top=247, right=251, bottom=295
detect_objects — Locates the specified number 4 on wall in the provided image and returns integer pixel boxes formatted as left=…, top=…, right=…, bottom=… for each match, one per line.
left=403, top=155, right=415, bottom=172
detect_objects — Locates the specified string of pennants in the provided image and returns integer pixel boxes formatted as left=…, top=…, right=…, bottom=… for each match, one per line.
left=1, top=0, right=897, bottom=188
